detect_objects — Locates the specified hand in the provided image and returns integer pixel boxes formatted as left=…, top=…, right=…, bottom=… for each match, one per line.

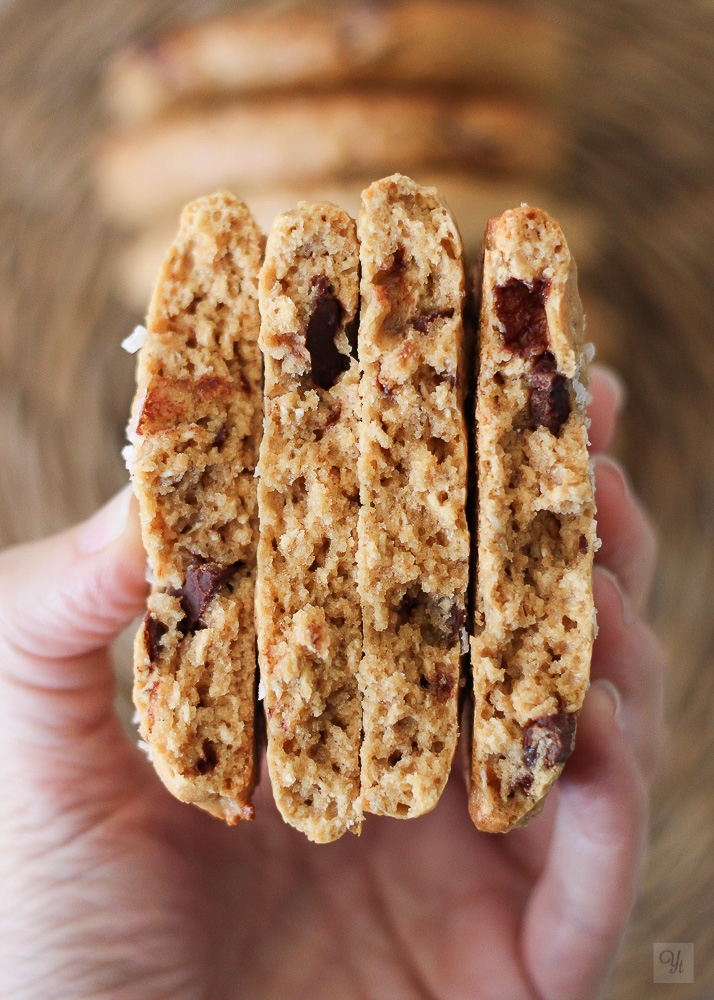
left=0, top=363, right=664, bottom=1000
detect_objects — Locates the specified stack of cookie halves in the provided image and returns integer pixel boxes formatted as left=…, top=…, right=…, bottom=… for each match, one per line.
left=128, top=175, right=595, bottom=842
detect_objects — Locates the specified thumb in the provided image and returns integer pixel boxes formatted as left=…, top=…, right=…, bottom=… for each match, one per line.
left=0, top=485, right=147, bottom=688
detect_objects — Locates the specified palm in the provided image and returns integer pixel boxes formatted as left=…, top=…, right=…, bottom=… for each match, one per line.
left=2, top=369, right=662, bottom=1000
left=100, top=728, right=541, bottom=1000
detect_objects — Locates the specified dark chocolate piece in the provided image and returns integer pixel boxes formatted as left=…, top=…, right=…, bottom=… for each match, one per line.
left=143, top=612, right=168, bottom=663
left=494, top=278, right=550, bottom=359
left=177, top=560, right=241, bottom=635
left=304, top=276, right=349, bottom=390
left=410, top=307, right=455, bottom=333
left=194, top=740, right=218, bottom=775
left=213, top=424, right=229, bottom=449
left=435, top=671, right=455, bottom=702
left=579, top=533, right=588, bottom=554
left=523, top=710, right=577, bottom=769
left=529, top=351, right=570, bottom=435
left=446, top=603, right=467, bottom=645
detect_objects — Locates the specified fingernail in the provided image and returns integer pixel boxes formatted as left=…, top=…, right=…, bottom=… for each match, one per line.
left=591, top=678, right=622, bottom=720
left=592, top=365, right=627, bottom=413
left=593, top=453, right=634, bottom=504
left=77, top=484, right=134, bottom=555
left=594, top=565, right=636, bottom=626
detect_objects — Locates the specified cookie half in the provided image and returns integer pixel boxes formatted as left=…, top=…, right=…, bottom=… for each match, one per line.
left=469, top=205, right=596, bottom=833
left=357, top=173, right=470, bottom=818
left=256, top=202, right=362, bottom=842
left=130, top=191, right=264, bottom=824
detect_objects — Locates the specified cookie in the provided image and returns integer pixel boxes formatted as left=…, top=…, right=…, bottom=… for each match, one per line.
left=469, top=205, right=596, bottom=833
left=104, top=3, right=563, bottom=125
left=115, top=177, right=602, bottom=311
left=357, top=174, right=470, bottom=818
left=95, top=95, right=559, bottom=226
left=256, top=202, right=362, bottom=843
left=129, top=191, right=264, bottom=824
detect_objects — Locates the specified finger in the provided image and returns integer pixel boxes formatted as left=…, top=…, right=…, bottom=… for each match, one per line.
left=590, top=567, right=666, bottom=784
left=587, top=364, right=626, bottom=454
left=521, top=683, right=649, bottom=1000
left=0, top=486, right=147, bottom=687
left=594, top=455, right=658, bottom=611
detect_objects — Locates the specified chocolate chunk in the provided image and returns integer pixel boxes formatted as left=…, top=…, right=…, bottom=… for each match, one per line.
left=434, top=671, right=455, bottom=702
left=177, top=560, right=241, bottom=635
left=523, top=710, right=577, bottom=769
left=579, top=533, right=588, bottom=554
left=513, top=772, right=534, bottom=792
left=446, top=604, right=467, bottom=646
left=213, top=424, right=229, bottom=448
left=529, top=351, right=571, bottom=435
left=194, top=740, right=218, bottom=776
left=410, top=307, right=455, bottom=333
left=494, top=278, right=550, bottom=359
left=144, top=612, right=167, bottom=663
left=304, top=276, right=350, bottom=390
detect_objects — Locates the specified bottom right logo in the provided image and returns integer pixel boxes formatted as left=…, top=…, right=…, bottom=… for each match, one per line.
left=653, top=943, right=694, bottom=984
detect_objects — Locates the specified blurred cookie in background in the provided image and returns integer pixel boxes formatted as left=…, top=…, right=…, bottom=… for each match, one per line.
left=103, top=0, right=565, bottom=125
left=95, top=95, right=561, bottom=224
left=95, top=1, right=596, bottom=315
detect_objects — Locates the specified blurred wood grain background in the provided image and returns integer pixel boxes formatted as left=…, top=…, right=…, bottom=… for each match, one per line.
left=0, top=1, right=712, bottom=996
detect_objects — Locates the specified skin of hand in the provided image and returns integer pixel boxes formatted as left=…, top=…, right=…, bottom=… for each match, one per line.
left=0, top=363, right=664, bottom=1000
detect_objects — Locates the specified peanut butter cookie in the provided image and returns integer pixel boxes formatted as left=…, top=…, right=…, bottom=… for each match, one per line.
left=129, top=191, right=263, bottom=824
left=357, top=174, right=470, bottom=819
left=469, top=205, right=596, bottom=832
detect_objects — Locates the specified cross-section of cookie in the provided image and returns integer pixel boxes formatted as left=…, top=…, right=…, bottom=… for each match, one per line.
left=357, top=173, right=470, bottom=819
left=256, top=201, right=362, bottom=843
left=129, top=190, right=264, bottom=824
left=469, top=204, right=596, bottom=834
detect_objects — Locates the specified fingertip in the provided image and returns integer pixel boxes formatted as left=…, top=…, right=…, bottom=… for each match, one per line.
left=593, top=457, right=659, bottom=610
left=77, top=483, right=135, bottom=555
left=588, top=364, right=626, bottom=453
left=593, top=564, right=636, bottom=627
left=563, top=681, right=647, bottom=835
left=0, top=487, right=148, bottom=663
left=591, top=363, right=627, bottom=414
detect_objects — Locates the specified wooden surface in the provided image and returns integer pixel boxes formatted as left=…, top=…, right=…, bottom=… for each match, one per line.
left=0, top=1, right=712, bottom=996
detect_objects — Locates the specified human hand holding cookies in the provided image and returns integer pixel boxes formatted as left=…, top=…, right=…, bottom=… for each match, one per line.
left=0, top=363, right=662, bottom=1000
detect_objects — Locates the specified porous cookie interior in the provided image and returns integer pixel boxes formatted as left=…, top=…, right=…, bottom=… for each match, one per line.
left=470, top=206, right=596, bottom=833
left=131, top=192, right=263, bottom=821
left=257, top=202, right=362, bottom=842
left=358, top=174, right=469, bottom=818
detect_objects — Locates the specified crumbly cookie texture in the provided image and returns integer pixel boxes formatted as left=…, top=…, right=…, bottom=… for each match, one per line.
left=469, top=205, right=596, bottom=833
left=357, top=173, right=470, bottom=818
left=130, top=191, right=264, bottom=824
left=256, top=202, right=362, bottom=843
